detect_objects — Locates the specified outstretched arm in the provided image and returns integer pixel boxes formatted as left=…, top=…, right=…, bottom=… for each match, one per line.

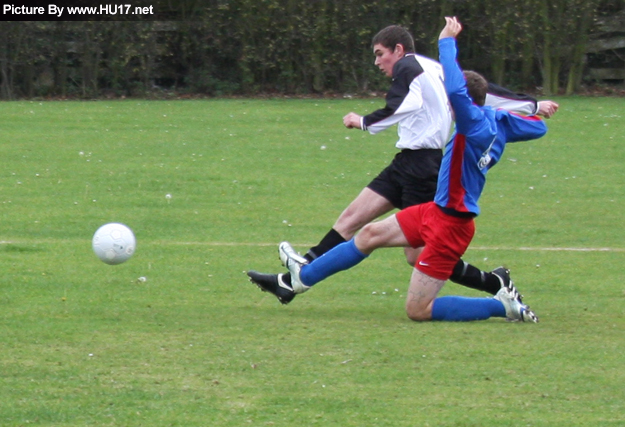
left=438, top=17, right=482, bottom=133
left=439, top=16, right=462, bottom=40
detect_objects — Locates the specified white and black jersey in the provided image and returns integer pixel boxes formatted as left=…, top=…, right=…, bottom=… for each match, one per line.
left=362, top=53, right=452, bottom=151
left=361, top=54, right=539, bottom=151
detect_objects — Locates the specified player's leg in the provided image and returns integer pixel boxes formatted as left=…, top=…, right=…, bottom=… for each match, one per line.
left=297, top=204, right=427, bottom=287
left=249, top=150, right=431, bottom=302
left=354, top=213, right=411, bottom=253
left=402, top=216, right=484, bottom=321
left=407, top=248, right=536, bottom=322
left=405, top=268, right=446, bottom=321
left=258, top=186, right=391, bottom=281
left=449, top=260, right=523, bottom=301
left=406, top=264, right=530, bottom=322
left=248, top=170, right=398, bottom=302
left=400, top=204, right=502, bottom=322
left=283, top=214, right=410, bottom=288
left=307, top=148, right=439, bottom=261
left=306, top=187, right=395, bottom=260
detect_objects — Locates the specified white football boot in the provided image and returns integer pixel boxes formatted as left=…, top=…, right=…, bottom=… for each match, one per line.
left=495, top=286, right=539, bottom=323
left=278, top=241, right=311, bottom=294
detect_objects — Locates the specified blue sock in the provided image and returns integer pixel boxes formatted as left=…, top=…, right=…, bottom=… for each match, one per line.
left=431, top=296, right=506, bottom=321
left=300, top=239, right=368, bottom=286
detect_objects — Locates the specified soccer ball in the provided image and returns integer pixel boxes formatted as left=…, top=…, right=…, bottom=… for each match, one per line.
left=92, top=223, right=136, bottom=265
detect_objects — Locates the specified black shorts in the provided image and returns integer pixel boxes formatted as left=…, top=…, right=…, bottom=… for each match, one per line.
left=367, top=148, right=442, bottom=210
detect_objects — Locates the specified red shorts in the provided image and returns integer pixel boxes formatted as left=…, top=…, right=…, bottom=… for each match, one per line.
left=396, top=202, right=475, bottom=280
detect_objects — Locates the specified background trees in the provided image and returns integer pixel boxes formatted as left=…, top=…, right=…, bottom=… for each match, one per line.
left=0, top=0, right=622, bottom=99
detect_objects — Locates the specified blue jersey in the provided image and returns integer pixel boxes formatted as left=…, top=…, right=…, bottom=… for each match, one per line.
left=434, top=37, right=548, bottom=216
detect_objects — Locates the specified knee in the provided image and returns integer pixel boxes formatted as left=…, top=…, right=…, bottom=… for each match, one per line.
left=406, top=309, right=431, bottom=322
left=405, top=300, right=433, bottom=322
left=359, top=222, right=377, bottom=240
left=356, top=223, right=382, bottom=252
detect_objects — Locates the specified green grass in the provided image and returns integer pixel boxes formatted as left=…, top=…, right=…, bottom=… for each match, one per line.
left=0, top=97, right=623, bottom=426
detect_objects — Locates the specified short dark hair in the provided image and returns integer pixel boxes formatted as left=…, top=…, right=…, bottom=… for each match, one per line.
left=463, top=70, right=488, bottom=106
left=372, top=25, right=415, bottom=54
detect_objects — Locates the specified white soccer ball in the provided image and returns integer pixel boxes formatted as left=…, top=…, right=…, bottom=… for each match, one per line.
left=92, top=223, right=136, bottom=265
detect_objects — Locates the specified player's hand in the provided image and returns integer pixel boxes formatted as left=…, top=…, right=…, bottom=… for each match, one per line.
left=343, top=112, right=362, bottom=129
left=439, top=16, right=462, bottom=40
left=537, top=100, right=559, bottom=118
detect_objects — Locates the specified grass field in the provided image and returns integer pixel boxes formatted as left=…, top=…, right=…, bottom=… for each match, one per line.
left=0, top=97, right=623, bottom=426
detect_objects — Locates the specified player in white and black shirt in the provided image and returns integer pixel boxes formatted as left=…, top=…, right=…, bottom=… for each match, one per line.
left=248, top=25, right=558, bottom=305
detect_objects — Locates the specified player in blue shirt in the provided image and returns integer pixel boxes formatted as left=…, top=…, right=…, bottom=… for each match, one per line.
left=277, top=17, right=547, bottom=322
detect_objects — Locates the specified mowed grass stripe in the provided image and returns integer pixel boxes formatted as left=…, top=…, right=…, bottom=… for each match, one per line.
left=2, top=239, right=625, bottom=252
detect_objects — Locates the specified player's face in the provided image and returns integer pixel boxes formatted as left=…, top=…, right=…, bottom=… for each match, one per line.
left=373, top=44, right=403, bottom=77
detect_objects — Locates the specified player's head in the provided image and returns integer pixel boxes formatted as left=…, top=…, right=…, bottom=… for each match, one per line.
left=463, top=70, right=488, bottom=106
left=372, top=25, right=416, bottom=54
left=372, top=25, right=415, bottom=77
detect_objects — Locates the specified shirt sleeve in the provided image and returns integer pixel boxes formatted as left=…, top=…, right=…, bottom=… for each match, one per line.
left=485, top=83, right=539, bottom=115
left=438, top=37, right=483, bottom=135
left=496, top=110, right=548, bottom=143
